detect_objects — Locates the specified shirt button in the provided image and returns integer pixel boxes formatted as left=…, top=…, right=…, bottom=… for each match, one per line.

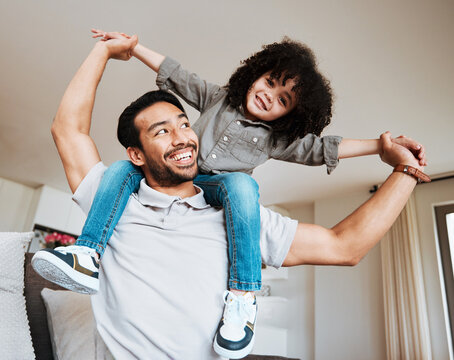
left=211, top=153, right=217, bottom=159
left=252, top=137, right=258, bottom=143
left=223, top=136, right=228, bottom=142
left=236, top=121, right=241, bottom=125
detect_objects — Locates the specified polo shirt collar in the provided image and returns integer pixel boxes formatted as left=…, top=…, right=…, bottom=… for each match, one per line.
left=137, top=179, right=210, bottom=210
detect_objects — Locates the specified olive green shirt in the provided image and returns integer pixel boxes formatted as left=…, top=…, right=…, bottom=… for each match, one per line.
left=156, top=57, right=342, bottom=175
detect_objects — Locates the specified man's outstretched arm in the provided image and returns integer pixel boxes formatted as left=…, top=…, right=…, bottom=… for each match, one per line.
left=283, top=132, right=426, bottom=267
left=52, top=35, right=137, bottom=193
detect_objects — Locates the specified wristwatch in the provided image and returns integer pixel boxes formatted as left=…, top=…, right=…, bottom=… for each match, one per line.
left=393, top=164, right=431, bottom=183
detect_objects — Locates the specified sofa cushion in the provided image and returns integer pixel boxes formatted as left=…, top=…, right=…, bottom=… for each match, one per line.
left=0, top=232, right=35, bottom=360
left=41, top=288, right=96, bottom=359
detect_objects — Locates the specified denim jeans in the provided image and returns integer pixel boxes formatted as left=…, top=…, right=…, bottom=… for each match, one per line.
left=194, top=172, right=261, bottom=291
left=76, top=161, right=143, bottom=254
left=76, top=160, right=262, bottom=291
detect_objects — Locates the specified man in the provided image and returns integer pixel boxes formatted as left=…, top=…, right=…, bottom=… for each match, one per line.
left=37, top=35, right=428, bottom=359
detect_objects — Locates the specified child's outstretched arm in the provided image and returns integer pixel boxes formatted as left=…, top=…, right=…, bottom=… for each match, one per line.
left=92, top=29, right=220, bottom=113
left=283, top=132, right=428, bottom=267
left=132, top=43, right=165, bottom=73
left=338, top=135, right=427, bottom=166
left=91, top=29, right=165, bottom=72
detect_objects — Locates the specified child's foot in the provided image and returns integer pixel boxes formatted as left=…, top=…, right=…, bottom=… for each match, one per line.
left=213, top=290, right=257, bottom=359
left=31, top=245, right=99, bottom=294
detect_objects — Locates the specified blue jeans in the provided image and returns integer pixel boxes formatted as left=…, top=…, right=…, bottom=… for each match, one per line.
left=76, top=160, right=262, bottom=291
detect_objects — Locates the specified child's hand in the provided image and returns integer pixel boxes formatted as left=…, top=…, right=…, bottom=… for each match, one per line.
left=91, top=29, right=138, bottom=61
left=91, top=29, right=132, bottom=41
left=391, top=135, right=427, bottom=166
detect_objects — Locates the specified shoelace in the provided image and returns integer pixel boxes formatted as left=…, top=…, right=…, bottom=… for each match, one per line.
left=223, top=290, right=254, bottom=327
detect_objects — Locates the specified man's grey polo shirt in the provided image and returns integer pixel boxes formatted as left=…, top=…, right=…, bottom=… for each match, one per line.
left=73, top=162, right=297, bottom=359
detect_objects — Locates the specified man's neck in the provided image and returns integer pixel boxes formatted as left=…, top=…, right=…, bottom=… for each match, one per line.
left=145, top=179, right=199, bottom=198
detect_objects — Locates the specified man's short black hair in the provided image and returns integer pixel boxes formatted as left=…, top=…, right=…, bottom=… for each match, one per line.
left=117, top=90, right=186, bottom=149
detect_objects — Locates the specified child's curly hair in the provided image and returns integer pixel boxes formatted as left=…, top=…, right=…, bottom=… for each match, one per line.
left=226, top=37, right=333, bottom=146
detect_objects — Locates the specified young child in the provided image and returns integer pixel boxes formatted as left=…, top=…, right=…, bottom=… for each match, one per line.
left=32, top=30, right=425, bottom=359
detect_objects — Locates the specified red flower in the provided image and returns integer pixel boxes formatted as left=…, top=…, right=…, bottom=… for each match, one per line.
left=60, top=234, right=76, bottom=245
left=44, top=234, right=56, bottom=243
left=43, top=231, right=76, bottom=248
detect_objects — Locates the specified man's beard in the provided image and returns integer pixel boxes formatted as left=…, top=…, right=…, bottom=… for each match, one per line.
left=145, top=144, right=198, bottom=187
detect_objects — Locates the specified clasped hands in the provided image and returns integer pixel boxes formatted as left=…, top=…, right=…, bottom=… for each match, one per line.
left=381, top=131, right=427, bottom=171
left=92, top=29, right=138, bottom=61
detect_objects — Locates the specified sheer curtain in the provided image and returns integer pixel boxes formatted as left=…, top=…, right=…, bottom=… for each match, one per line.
left=381, top=194, right=432, bottom=360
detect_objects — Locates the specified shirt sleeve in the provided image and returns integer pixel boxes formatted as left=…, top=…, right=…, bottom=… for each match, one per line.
left=72, top=162, right=107, bottom=215
left=259, top=205, right=298, bottom=268
left=270, top=134, right=343, bottom=174
left=156, top=57, right=222, bottom=113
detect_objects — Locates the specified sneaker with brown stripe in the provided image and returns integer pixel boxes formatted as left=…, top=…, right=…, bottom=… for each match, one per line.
left=213, top=290, right=257, bottom=359
left=31, top=245, right=99, bottom=294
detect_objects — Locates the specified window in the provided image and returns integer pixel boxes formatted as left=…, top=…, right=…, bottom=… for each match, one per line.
left=435, top=203, right=454, bottom=347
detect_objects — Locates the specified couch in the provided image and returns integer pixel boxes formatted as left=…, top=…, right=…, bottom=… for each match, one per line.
left=23, top=253, right=299, bottom=360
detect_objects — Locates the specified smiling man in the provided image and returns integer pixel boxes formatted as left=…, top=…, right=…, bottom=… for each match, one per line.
left=121, top=97, right=199, bottom=193
left=34, top=35, right=242, bottom=358
left=32, top=34, right=430, bottom=359
left=127, top=100, right=198, bottom=188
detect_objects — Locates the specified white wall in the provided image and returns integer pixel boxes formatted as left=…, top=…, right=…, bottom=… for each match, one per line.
left=313, top=189, right=386, bottom=360
left=278, top=189, right=388, bottom=360
left=0, top=177, right=35, bottom=232
left=31, top=185, right=86, bottom=235
left=414, top=177, right=454, bottom=360
left=0, top=179, right=86, bottom=250
left=25, top=185, right=86, bottom=251
left=285, top=204, right=315, bottom=360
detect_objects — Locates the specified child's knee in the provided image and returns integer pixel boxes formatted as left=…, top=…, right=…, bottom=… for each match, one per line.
left=223, top=173, right=259, bottom=200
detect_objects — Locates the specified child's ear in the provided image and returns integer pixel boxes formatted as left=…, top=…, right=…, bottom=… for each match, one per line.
left=127, top=147, right=145, bottom=166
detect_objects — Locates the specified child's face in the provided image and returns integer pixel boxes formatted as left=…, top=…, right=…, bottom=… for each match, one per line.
left=244, top=72, right=297, bottom=122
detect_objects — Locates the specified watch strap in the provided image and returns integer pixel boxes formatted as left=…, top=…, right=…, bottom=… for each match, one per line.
left=393, top=164, right=431, bottom=183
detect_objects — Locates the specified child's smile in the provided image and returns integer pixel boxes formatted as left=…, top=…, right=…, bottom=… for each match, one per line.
left=254, top=94, right=268, bottom=111
left=244, top=71, right=297, bottom=122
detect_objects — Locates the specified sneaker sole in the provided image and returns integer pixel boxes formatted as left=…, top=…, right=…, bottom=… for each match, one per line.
left=31, top=251, right=99, bottom=295
left=213, top=334, right=255, bottom=359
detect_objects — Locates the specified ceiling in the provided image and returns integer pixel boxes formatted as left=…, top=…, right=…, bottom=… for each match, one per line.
left=1, top=0, right=453, bottom=206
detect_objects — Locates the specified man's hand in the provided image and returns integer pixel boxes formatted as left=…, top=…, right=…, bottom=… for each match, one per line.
left=380, top=132, right=425, bottom=170
left=92, top=29, right=138, bottom=61
left=391, top=135, right=427, bottom=166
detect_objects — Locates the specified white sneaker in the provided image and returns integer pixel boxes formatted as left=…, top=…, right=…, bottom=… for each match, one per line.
left=31, top=245, right=99, bottom=294
left=213, top=290, right=257, bottom=359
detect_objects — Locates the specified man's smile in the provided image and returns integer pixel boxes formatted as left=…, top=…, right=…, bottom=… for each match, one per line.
left=166, top=146, right=197, bottom=166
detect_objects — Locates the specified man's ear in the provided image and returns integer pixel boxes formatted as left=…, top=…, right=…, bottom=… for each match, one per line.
left=127, top=147, right=145, bottom=166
